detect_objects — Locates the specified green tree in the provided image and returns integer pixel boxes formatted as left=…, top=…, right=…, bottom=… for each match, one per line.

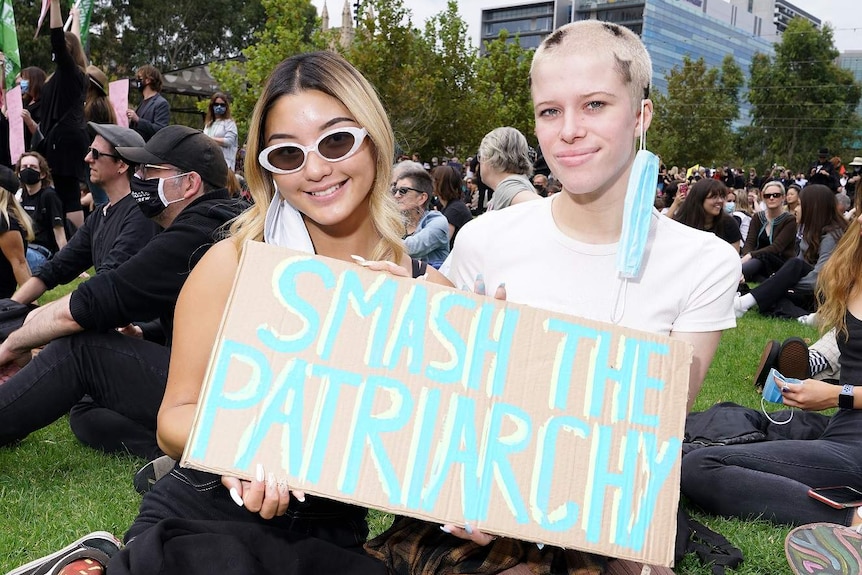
left=342, top=0, right=437, bottom=156
left=650, top=55, right=743, bottom=169
left=89, top=0, right=265, bottom=73
left=210, top=0, right=322, bottom=140
left=471, top=31, right=535, bottom=149
left=747, top=17, right=861, bottom=170
left=421, top=1, right=476, bottom=159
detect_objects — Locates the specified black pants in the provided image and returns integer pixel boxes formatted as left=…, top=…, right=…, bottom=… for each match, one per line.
left=125, top=465, right=369, bottom=550
left=750, top=257, right=814, bottom=315
left=0, top=330, right=169, bottom=460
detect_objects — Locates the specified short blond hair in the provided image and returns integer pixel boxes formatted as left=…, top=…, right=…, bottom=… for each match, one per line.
left=531, top=20, right=652, bottom=108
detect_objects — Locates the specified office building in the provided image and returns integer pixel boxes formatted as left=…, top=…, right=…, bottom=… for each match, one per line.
left=729, top=0, right=820, bottom=38
left=479, top=1, right=565, bottom=52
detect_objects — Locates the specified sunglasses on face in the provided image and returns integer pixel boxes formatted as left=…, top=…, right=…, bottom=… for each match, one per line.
left=391, top=186, right=422, bottom=197
left=88, top=147, right=120, bottom=161
left=258, top=127, right=368, bottom=175
left=763, top=192, right=784, bottom=199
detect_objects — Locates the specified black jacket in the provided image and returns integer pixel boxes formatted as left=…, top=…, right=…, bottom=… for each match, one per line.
left=36, top=194, right=159, bottom=289
left=68, top=189, right=247, bottom=345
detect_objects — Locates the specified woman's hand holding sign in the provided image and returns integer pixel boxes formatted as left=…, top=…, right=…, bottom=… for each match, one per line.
left=222, top=464, right=306, bottom=520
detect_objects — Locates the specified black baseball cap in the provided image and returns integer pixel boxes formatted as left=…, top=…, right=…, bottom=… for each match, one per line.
left=115, top=125, right=228, bottom=189
left=88, top=122, right=145, bottom=154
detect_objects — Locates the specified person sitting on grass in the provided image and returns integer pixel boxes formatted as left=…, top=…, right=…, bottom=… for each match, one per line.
left=681, top=191, right=862, bottom=529
left=0, top=126, right=245, bottom=462
left=740, top=180, right=797, bottom=283
left=735, top=184, right=847, bottom=319
left=11, top=123, right=158, bottom=307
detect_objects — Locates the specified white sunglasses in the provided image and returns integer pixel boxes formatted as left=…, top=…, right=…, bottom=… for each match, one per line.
left=258, top=126, right=369, bottom=174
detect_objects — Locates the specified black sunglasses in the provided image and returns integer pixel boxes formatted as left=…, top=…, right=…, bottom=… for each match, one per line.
left=391, top=186, right=422, bottom=197
left=763, top=192, right=783, bottom=199
left=88, top=147, right=120, bottom=161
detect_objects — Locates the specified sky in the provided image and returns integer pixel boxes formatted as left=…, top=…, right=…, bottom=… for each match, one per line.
left=311, top=0, right=860, bottom=53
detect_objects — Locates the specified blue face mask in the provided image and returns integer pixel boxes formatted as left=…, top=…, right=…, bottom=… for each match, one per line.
left=20, top=80, right=29, bottom=94
left=617, top=149, right=659, bottom=279
left=724, top=202, right=736, bottom=214
left=213, top=104, right=227, bottom=116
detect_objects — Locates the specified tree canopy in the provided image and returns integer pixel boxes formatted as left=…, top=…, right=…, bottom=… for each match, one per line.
left=747, top=18, right=861, bottom=171
left=7, top=1, right=861, bottom=172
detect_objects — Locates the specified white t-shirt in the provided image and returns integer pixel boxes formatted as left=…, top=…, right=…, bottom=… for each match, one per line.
left=443, top=196, right=739, bottom=336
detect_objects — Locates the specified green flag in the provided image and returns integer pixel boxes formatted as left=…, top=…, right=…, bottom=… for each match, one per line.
left=0, top=0, right=20, bottom=89
left=69, top=0, right=94, bottom=50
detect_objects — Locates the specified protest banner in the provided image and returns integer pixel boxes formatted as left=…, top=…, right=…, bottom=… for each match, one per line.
left=109, top=79, right=128, bottom=128
left=182, top=241, right=692, bottom=566
left=6, top=85, right=23, bottom=164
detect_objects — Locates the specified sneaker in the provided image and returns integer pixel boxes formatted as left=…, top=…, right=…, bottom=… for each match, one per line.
left=733, top=295, right=747, bottom=318
left=786, top=522, right=862, bottom=575
left=777, top=337, right=811, bottom=380
left=133, top=454, right=176, bottom=495
left=6, top=531, right=121, bottom=575
left=797, top=312, right=818, bottom=326
left=753, top=340, right=780, bottom=391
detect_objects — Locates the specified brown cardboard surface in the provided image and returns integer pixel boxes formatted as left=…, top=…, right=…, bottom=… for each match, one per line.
left=182, top=241, right=692, bottom=566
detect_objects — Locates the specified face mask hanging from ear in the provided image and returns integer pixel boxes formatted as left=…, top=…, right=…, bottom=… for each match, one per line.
left=263, top=189, right=315, bottom=253
left=616, top=99, right=659, bottom=279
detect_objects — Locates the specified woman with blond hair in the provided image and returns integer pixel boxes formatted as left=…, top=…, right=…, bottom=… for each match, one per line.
left=0, top=169, right=34, bottom=297
left=741, top=180, right=797, bottom=282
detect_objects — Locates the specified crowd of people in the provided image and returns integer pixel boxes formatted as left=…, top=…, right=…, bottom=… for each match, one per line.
left=0, top=3, right=861, bottom=574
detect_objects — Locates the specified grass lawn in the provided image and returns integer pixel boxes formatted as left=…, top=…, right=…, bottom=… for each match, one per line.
left=0, top=282, right=822, bottom=574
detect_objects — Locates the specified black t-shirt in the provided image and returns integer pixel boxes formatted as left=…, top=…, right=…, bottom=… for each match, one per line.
left=0, top=214, right=25, bottom=297
left=707, top=213, right=742, bottom=246
left=441, top=200, right=473, bottom=249
left=20, top=186, right=64, bottom=253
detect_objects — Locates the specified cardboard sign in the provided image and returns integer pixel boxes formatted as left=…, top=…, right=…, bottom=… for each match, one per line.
left=109, top=79, right=128, bottom=128
left=182, top=241, right=692, bottom=566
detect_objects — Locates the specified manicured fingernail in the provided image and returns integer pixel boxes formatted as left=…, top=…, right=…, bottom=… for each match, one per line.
left=439, top=525, right=452, bottom=534
left=350, top=254, right=366, bottom=263
left=267, top=472, right=276, bottom=488
left=277, top=479, right=289, bottom=494
left=358, top=261, right=372, bottom=267
left=293, top=490, right=306, bottom=503
left=464, top=522, right=473, bottom=535
left=498, top=283, right=506, bottom=289
left=256, top=463, right=265, bottom=482
left=229, top=487, right=243, bottom=507
left=782, top=386, right=790, bottom=393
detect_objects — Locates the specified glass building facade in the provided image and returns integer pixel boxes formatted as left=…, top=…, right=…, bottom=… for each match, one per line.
left=479, top=1, right=557, bottom=51
left=641, top=0, right=774, bottom=105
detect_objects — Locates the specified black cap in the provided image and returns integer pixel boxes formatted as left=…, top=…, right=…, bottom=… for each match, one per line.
left=88, top=122, right=145, bottom=154
left=115, top=125, right=228, bottom=189
left=819, top=147, right=829, bottom=157
left=0, top=165, right=18, bottom=193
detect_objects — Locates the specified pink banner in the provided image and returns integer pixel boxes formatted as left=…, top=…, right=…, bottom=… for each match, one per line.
left=109, top=79, right=128, bottom=128
left=7, top=85, right=24, bottom=165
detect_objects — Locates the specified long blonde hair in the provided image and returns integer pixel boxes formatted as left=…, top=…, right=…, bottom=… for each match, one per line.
left=231, top=51, right=404, bottom=263
left=817, top=195, right=862, bottom=338
left=0, top=187, right=34, bottom=242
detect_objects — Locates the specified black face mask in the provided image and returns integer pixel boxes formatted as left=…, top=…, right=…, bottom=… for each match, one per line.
left=134, top=78, right=144, bottom=92
left=131, top=176, right=167, bottom=218
left=19, top=168, right=41, bottom=186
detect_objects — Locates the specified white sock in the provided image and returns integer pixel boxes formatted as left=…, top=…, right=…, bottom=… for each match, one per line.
left=738, top=293, right=756, bottom=312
